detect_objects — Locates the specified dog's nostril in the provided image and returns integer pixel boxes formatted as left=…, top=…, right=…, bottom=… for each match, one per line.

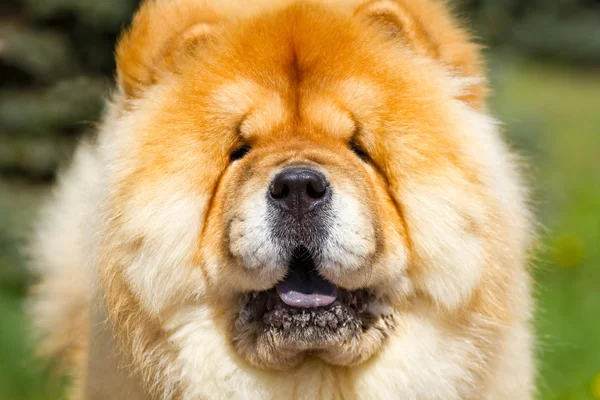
left=270, top=182, right=290, bottom=199
left=306, top=181, right=326, bottom=199
left=269, top=167, right=330, bottom=217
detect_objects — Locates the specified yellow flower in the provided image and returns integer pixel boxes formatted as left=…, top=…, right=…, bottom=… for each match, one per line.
left=592, top=372, right=600, bottom=399
left=552, top=233, right=585, bottom=268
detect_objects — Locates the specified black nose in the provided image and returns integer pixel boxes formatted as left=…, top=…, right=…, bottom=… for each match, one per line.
left=269, top=168, right=330, bottom=218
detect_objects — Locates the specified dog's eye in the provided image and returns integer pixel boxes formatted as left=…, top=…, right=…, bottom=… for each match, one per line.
left=349, top=140, right=369, bottom=161
left=230, top=145, right=251, bottom=162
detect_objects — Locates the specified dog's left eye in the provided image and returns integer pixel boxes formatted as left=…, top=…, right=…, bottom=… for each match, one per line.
left=230, top=145, right=251, bottom=162
left=349, top=140, right=369, bottom=161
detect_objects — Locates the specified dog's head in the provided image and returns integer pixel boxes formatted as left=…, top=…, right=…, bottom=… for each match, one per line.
left=101, top=0, right=527, bottom=373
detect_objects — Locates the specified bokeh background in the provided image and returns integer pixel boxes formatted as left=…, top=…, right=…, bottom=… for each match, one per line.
left=0, top=0, right=599, bottom=398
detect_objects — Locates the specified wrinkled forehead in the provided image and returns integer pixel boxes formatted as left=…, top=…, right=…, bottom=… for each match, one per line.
left=209, top=78, right=377, bottom=143
left=163, top=4, right=452, bottom=148
left=175, top=7, right=394, bottom=142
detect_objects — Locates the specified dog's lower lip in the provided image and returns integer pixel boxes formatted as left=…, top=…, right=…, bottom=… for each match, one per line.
left=236, top=248, right=373, bottom=332
left=244, top=288, right=371, bottom=314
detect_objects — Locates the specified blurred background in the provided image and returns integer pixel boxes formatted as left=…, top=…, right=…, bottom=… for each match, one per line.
left=0, top=0, right=599, bottom=398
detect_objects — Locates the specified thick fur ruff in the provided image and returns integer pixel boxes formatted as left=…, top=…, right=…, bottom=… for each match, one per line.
left=28, top=0, right=535, bottom=399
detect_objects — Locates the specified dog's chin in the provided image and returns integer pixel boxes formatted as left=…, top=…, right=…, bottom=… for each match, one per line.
left=231, top=247, right=391, bottom=370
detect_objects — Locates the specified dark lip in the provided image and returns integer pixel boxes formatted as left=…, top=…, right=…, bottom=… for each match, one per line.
left=235, top=247, right=375, bottom=332
left=255, top=245, right=373, bottom=313
left=235, top=288, right=374, bottom=334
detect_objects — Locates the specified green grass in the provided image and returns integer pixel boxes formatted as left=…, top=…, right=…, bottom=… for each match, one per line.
left=0, top=58, right=599, bottom=399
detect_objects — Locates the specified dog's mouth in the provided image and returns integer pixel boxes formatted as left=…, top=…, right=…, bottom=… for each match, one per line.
left=275, top=248, right=339, bottom=309
left=235, top=247, right=373, bottom=335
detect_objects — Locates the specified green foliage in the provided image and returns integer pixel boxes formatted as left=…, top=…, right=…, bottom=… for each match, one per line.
left=0, top=77, right=107, bottom=137
left=511, top=13, right=600, bottom=65
left=23, top=0, right=139, bottom=31
left=0, top=25, right=78, bottom=82
left=459, top=0, right=600, bottom=65
left=0, top=0, right=139, bottom=179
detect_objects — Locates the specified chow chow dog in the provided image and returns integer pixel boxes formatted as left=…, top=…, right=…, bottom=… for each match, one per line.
left=28, top=0, right=535, bottom=398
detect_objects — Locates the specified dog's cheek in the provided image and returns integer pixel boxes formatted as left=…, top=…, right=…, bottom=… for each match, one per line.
left=118, top=185, right=209, bottom=316
left=367, top=171, right=412, bottom=297
left=196, top=160, right=286, bottom=296
left=221, top=192, right=287, bottom=291
left=402, top=179, right=489, bottom=311
left=228, top=190, right=279, bottom=271
left=318, top=188, right=377, bottom=286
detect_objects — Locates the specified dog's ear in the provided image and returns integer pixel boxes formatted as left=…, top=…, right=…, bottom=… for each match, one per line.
left=355, top=0, right=487, bottom=108
left=116, top=0, right=220, bottom=99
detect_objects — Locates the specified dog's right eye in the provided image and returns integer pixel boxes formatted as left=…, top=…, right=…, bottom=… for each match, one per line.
left=349, top=139, right=369, bottom=162
left=230, top=145, right=251, bottom=162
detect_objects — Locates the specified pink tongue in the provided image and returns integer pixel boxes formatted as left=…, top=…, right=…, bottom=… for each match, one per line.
left=275, top=267, right=338, bottom=309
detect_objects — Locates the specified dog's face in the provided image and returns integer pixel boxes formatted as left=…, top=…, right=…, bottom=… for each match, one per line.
left=209, top=71, right=404, bottom=367
left=104, top=0, right=522, bottom=374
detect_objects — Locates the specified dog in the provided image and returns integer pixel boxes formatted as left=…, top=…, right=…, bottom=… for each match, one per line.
left=28, top=0, right=535, bottom=398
